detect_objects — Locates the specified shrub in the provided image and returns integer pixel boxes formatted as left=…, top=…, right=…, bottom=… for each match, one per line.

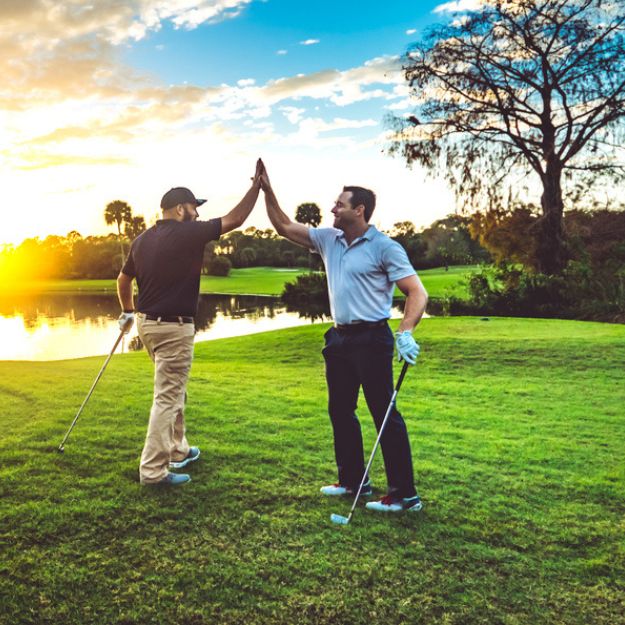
left=447, top=262, right=625, bottom=322
left=281, top=272, right=330, bottom=320
left=206, top=255, right=232, bottom=277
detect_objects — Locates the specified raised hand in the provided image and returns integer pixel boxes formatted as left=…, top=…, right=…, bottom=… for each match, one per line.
left=259, top=161, right=271, bottom=192
left=252, top=158, right=264, bottom=188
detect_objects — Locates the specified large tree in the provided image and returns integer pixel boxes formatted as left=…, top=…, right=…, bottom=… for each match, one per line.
left=104, top=200, right=132, bottom=265
left=391, top=0, right=625, bottom=274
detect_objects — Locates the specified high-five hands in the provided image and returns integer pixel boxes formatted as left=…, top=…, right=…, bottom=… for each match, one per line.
left=252, top=158, right=264, bottom=189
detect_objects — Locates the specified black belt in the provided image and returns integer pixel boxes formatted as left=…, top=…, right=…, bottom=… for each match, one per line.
left=334, top=320, right=388, bottom=333
left=143, top=314, right=194, bottom=324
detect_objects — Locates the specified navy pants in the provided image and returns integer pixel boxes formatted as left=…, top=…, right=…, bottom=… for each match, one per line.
left=322, top=323, right=416, bottom=499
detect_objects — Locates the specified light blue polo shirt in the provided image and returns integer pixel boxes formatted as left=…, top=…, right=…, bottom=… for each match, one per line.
left=308, top=225, right=416, bottom=325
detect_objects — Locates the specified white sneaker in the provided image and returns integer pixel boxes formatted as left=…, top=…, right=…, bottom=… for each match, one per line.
left=320, top=480, right=372, bottom=496
left=365, top=494, right=423, bottom=513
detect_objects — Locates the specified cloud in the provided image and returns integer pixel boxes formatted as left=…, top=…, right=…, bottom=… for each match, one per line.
left=276, top=49, right=288, bottom=55
left=433, top=0, right=484, bottom=13
left=299, top=38, right=320, bottom=45
left=0, top=0, right=256, bottom=111
left=237, top=78, right=256, bottom=87
left=406, top=28, right=417, bottom=35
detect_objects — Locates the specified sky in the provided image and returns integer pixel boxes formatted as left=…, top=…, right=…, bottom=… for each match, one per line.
left=0, top=0, right=472, bottom=246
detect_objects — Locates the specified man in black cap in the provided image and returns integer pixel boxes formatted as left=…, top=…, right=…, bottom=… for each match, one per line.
left=117, top=160, right=263, bottom=485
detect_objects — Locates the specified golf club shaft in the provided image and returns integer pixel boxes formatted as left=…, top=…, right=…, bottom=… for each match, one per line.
left=345, top=360, right=411, bottom=520
left=58, top=328, right=126, bottom=451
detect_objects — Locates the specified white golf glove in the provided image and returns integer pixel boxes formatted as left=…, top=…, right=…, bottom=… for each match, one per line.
left=395, top=330, right=420, bottom=365
left=118, top=311, right=135, bottom=333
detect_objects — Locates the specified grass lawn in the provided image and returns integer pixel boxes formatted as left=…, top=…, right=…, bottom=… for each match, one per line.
left=1, top=317, right=624, bottom=624
left=7, top=265, right=477, bottom=299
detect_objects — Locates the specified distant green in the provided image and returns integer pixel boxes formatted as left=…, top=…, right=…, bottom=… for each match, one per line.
left=1, top=317, right=623, bottom=625
left=8, top=265, right=477, bottom=299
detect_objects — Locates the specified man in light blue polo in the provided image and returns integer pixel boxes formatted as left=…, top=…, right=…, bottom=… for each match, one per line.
left=260, top=163, right=428, bottom=513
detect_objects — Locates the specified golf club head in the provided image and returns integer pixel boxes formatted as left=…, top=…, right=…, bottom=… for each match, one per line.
left=57, top=445, right=65, bottom=453
left=330, top=513, right=350, bottom=525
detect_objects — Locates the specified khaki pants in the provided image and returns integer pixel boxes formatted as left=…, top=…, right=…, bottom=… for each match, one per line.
left=137, top=315, right=195, bottom=484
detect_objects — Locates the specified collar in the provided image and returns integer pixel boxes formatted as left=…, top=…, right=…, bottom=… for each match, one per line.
left=336, top=225, right=378, bottom=243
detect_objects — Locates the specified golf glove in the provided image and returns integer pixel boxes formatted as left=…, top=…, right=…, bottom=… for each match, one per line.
left=118, top=311, right=135, bottom=333
left=395, top=330, right=420, bottom=365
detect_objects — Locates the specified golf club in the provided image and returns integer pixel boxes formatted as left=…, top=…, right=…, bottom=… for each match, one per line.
left=57, top=325, right=128, bottom=453
left=331, top=360, right=411, bottom=526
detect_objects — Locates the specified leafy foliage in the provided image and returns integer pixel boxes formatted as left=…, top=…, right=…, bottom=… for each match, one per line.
left=281, top=272, right=330, bottom=320
left=295, top=203, right=322, bottom=228
left=205, top=255, right=232, bottom=277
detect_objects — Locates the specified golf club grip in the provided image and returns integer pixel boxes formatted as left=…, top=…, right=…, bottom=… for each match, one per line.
left=395, top=360, right=410, bottom=391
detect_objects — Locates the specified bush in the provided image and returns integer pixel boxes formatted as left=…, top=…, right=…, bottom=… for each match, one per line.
left=206, top=255, right=232, bottom=277
left=444, top=262, right=625, bottom=322
left=281, top=272, right=330, bottom=320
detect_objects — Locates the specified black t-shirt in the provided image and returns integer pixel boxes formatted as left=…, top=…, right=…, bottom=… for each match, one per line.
left=122, top=218, right=221, bottom=317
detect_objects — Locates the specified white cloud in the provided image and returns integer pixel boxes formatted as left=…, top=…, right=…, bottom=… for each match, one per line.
left=237, top=78, right=256, bottom=87
left=406, top=28, right=417, bottom=35
left=299, top=38, right=320, bottom=45
left=433, top=0, right=484, bottom=13
left=280, top=106, right=306, bottom=125
left=276, top=49, right=288, bottom=55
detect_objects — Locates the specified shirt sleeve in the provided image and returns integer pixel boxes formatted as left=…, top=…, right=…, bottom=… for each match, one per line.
left=383, top=240, right=417, bottom=283
left=197, top=218, right=221, bottom=243
left=121, top=244, right=136, bottom=277
left=308, top=227, right=335, bottom=255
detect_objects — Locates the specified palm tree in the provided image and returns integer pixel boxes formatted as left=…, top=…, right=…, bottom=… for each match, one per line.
left=124, top=215, right=146, bottom=240
left=104, top=200, right=132, bottom=265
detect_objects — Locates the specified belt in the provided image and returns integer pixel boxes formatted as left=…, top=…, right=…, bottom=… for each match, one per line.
left=143, top=314, right=194, bottom=324
left=334, top=320, right=388, bottom=332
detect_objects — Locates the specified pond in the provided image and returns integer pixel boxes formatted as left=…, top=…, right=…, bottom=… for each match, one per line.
left=0, top=292, right=411, bottom=361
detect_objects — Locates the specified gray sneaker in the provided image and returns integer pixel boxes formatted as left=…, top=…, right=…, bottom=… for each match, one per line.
left=169, top=446, right=200, bottom=469
left=143, top=473, right=191, bottom=486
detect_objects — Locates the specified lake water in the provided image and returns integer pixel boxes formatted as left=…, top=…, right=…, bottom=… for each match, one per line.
left=0, top=293, right=334, bottom=361
left=0, top=293, right=412, bottom=361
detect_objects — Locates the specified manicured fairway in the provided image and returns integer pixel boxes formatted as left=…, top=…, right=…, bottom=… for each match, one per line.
left=7, top=265, right=477, bottom=298
left=1, top=317, right=623, bottom=624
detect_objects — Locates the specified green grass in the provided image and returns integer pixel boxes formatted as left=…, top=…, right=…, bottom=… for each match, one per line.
left=1, top=317, right=624, bottom=624
left=5, top=267, right=310, bottom=297
left=7, top=265, right=477, bottom=298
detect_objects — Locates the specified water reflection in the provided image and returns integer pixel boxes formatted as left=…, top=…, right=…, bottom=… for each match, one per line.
left=0, top=292, right=410, bottom=361
left=0, top=293, right=329, bottom=361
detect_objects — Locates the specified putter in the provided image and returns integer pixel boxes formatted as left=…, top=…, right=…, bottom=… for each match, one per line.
left=58, top=326, right=127, bottom=453
left=331, top=360, right=411, bottom=526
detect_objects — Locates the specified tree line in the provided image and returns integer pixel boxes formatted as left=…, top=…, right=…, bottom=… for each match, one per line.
left=0, top=201, right=496, bottom=281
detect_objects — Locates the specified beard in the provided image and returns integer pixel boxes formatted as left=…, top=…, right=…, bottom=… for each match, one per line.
left=183, top=207, right=196, bottom=222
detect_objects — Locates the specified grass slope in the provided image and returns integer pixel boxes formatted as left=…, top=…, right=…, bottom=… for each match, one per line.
left=2, top=317, right=623, bottom=624
left=8, top=265, right=475, bottom=298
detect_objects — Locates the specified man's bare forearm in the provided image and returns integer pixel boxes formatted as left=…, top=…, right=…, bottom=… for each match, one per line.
left=264, top=186, right=291, bottom=234
left=227, top=183, right=261, bottom=230
left=397, top=288, right=428, bottom=333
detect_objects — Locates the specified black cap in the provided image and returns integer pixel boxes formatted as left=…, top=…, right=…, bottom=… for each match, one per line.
left=160, top=187, right=207, bottom=210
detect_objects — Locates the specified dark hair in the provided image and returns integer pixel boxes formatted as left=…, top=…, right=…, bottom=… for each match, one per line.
left=343, top=186, right=376, bottom=222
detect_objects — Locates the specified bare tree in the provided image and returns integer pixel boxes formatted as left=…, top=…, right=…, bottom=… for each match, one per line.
left=391, top=0, right=625, bottom=274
